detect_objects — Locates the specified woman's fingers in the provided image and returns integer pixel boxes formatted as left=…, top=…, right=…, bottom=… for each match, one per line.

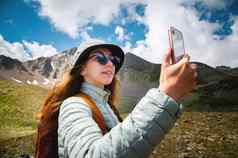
left=190, top=63, right=197, bottom=72
left=162, top=48, right=173, bottom=67
left=172, top=54, right=190, bottom=72
left=183, top=54, right=190, bottom=61
left=188, top=63, right=198, bottom=89
left=190, top=63, right=198, bottom=80
left=159, top=49, right=198, bottom=101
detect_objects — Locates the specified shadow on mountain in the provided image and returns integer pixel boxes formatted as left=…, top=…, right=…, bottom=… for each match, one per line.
left=118, top=54, right=238, bottom=113
left=1, top=52, right=238, bottom=113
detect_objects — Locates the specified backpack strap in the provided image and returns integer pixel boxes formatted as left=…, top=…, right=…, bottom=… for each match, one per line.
left=35, top=103, right=59, bottom=158
left=76, top=92, right=109, bottom=135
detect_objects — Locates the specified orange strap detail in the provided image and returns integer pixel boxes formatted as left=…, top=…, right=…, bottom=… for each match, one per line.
left=76, top=92, right=108, bottom=135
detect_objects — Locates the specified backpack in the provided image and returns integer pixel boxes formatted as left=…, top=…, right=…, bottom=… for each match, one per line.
left=35, top=92, right=121, bottom=158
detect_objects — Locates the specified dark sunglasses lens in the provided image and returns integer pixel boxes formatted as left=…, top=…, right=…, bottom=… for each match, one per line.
left=95, top=54, right=108, bottom=65
left=111, top=56, right=120, bottom=66
left=94, top=53, right=120, bottom=68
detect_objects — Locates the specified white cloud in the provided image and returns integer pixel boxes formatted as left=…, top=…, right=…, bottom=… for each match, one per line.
left=115, top=26, right=124, bottom=41
left=36, top=0, right=147, bottom=38
left=199, top=0, right=227, bottom=9
left=124, top=41, right=133, bottom=53
left=0, top=34, right=59, bottom=61
left=124, top=3, right=146, bottom=24
left=213, top=17, right=238, bottom=67
left=230, top=17, right=238, bottom=41
left=0, top=35, right=29, bottom=61
left=23, top=41, right=58, bottom=59
left=182, top=0, right=229, bottom=10
left=115, top=26, right=130, bottom=41
left=80, top=31, right=91, bottom=41
left=129, top=40, right=154, bottom=62
left=125, top=0, right=238, bottom=67
left=31, top=0, right=238, bottom=67
left=149, top=0, right=218, bottom=62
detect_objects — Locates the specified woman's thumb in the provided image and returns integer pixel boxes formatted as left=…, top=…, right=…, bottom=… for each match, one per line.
left=173, top=54, right=190, bottom=70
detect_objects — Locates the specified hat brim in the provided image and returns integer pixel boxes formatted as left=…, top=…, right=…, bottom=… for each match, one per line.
left=73, top=44, right=124, bottom=73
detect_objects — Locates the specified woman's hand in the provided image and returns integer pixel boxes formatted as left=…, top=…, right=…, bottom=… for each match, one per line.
left=159, top=49, right=197, bottom=102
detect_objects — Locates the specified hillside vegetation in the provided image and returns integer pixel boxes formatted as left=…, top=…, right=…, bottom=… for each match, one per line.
left=0, top=80, right=47, bottom=157
left=0, top=80, right=47, bottom=131
left=0, top=79, right=238, bottom=158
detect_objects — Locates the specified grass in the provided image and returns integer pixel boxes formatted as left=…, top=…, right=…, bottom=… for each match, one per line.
left=121, top=112, right=238, bottom=158
left=0, top=133, right=36, bottom=158
left=0, top=80, right=47, bottom=158
left=0, top=80, right=47, bottom=130
left=153, top=112, right=238, bottom=158
left=0, top=79, right=238, bottom=158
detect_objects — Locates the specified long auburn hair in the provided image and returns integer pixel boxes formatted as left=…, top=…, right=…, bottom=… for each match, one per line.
left=35, top=48, right=122, bottom=158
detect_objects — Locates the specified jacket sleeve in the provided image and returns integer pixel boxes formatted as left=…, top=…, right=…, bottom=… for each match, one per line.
left=58, top=88, right=182, bottom=158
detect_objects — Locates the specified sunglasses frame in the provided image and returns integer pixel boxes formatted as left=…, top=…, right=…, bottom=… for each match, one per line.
left=89, top=51, right=121, bottom=67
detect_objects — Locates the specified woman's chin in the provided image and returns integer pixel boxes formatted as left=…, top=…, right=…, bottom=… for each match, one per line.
left=100, top=78, right=113, bottom=86
left=100, top=75, right=113, bottom=83
left=103, top=79, right=113, bottom=85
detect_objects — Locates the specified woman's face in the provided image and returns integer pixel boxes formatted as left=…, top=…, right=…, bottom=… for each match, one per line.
left=80, top=48, right=116, bottom=88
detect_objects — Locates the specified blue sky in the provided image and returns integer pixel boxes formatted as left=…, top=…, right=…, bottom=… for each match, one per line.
left=0, top=0, right=147, bottom=51
left=0, top=0, right=238, bottom=67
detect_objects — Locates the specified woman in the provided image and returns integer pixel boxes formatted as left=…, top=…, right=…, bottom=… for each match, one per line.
left=35, top=42, right=197, bottom=158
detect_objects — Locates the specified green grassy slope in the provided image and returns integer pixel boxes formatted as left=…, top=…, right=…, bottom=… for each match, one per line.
left=0, top=80, right=48, bottom=157
left=1, top=79, right=238, bottom=158
left=0, top=80, right=47, bottom=130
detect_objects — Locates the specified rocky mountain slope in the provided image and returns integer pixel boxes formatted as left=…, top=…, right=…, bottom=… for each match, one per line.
left=0, top=48, right=238, bottom=112
left=0, top=47, right=78, bottom=87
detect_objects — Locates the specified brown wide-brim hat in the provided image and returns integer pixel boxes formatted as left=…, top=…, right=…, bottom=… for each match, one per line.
left=70, top=42, right=125, bottom=74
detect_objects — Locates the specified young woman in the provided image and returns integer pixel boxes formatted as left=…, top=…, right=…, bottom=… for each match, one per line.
left=35, top=43, right=197, bottom=158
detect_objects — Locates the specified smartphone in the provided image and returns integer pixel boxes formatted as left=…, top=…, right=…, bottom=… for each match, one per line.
left=168, top=26, right=185, bottom=64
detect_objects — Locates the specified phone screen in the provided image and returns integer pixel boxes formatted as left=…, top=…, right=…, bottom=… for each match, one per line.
left=169, top=26, right=185, bottom=63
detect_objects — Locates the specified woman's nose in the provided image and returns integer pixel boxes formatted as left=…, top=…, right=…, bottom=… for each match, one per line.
left=105, top=59, right=116, bottom=72
left=106, top=58, right=114, bottom=67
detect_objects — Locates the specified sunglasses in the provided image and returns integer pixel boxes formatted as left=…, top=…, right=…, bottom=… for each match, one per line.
left=89, top=52, right=121, bottom=68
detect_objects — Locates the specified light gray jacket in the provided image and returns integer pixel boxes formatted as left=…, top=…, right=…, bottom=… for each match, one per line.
left=58, top=82, right=182, bottom=158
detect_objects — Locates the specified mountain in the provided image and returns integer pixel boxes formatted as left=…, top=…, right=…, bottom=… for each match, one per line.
left=0, top=47, right=78, bottom=87
left=24, top=57, right=53, bottom=78
left=0, top=55, right=27, bottom=71
left=191, top=76, right=238, bottom=111
left=118, top=56, right=238, bottom=112
left=0, top=55, right=33, bottom=81
left=216, top=65, right=238, bottom=76
left=193, top=62, right=229, bottom=85
left=0, top=48, right=238, bottom=112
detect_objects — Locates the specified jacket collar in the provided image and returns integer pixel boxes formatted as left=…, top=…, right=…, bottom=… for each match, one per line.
left=81, top=82, right=111, bottom=103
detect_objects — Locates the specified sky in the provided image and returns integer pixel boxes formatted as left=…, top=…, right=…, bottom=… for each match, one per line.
left=0, top=0, right=238, bottom=67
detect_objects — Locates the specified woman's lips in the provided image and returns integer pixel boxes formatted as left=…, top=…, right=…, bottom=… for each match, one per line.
left=101, top=70, right=114, bottom=76
left=102, top=71, right=113, bottom=75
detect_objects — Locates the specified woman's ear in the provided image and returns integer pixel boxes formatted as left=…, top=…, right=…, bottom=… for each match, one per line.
left=80, top=65, right=86, bottom=76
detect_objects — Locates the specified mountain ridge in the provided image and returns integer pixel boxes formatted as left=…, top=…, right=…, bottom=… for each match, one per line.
left=0, top=48, right=238, bottom=112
